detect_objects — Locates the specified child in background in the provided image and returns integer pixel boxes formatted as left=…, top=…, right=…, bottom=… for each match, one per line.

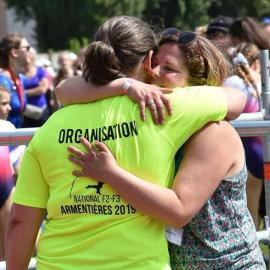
left=0, top=84, right=15, bottom=261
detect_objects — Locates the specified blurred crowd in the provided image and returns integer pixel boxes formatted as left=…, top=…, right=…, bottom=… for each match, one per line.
left=0, top=14, right=270, bottom=261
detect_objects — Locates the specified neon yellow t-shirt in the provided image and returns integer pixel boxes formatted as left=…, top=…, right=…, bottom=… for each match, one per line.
left=14, top=86, right=227, bottom=270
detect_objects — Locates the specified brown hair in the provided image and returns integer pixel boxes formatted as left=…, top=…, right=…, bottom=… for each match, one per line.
left=229, top=17, right=270, bottom=50
left=234, top=43, right=260, bottom=95
left=159, top=34, right=231, bottom=86
left=0, top=33, right=24, bottom=69
left=83, top=16, right=157, bottom=85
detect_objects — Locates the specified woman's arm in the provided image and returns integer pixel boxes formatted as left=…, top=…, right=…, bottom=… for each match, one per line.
left=5, top=204, right=46, bottom=270
left=223, top=86, right=246, bottom=120
left=25, top=77, right=49, bottom=97
left=55, top=76, right=173, bottom=123
left=55, top=76, right=126, bottom=105
left=55, top=76, right=246, bottom=122
left=68, top=122, right=240, bottom=227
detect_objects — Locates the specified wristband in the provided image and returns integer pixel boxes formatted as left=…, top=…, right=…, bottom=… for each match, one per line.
left=122, top=79, right=133, bottom=95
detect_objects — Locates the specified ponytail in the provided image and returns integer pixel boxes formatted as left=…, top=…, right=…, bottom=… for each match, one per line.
left=82, top=16, right=157, bottom=85
left=83, top=41, right=124, bottom=85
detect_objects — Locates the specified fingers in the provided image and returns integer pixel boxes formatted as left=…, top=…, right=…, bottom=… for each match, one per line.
left=144, top=88, right=174, bottom=124
left=153, top=98, right=165, bottom=124
left=68, top=155, right=85, bottom=167
left=72, top=170, right=86, bottom=177
left=80, top=136, right=94, bottom=152
left=94, top=141, right=110, bottom=153
left=138, top=100, right=146, bottom=121
left=68, top=145, right=86, bottom=160
left=160, top=88, right=173, bottom=94
left=146, top=96, right=159, bottom=124
left=161, top=95, right=173, bottom=116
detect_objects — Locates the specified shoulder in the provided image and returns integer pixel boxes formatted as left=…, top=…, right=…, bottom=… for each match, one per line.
left=37, top=66, right=47, bottom=76
left=192, top=121, right=244, bottom=174
left=0, top=120, right=16, bottom=131
left=19, top=73, right=26, bottom=81
left=171, top=86, right=224, bottom=104
left=187, top=121, right=242, bottom=158
left=224, top=75, right=246, bottom=90
left=0, top=73, right=13, bottom=91
left=193, top=121, right=240, bottom=145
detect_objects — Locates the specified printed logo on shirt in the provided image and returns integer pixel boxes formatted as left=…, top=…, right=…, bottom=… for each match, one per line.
left=58, top=121, right=138, bottom=144
left=86, top=181, right=104, bottom=194
left=60, top=176, right=136, bottom=216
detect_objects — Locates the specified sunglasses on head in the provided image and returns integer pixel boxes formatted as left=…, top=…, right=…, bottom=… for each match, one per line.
left=161, top=28, right=208, bottom=80
left=161, top=28, right=197, bottom=45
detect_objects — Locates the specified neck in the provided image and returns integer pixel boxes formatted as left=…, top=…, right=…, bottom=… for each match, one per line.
left=129, top=64, right=145, bottom=82
left=9, top=60, right=20, bottom=75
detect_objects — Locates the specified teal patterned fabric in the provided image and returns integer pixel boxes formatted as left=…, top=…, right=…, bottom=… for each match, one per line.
left=169, top=164, right=266, bottom=270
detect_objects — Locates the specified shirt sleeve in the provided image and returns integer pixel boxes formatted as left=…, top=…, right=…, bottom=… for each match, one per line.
left=13, top=141, right=49, bottom=209
left=166, top=86, right=227, bottom=147
left=37, top=66, right=48, bottom=80
left=0, top=74, right=13, bottom=93
left=172, top=86, right=227, bottom=122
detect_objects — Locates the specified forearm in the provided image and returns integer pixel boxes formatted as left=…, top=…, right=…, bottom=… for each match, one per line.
left=55, top=76, right=125, bottom=106
left=6, top=222, right=38, bottom=269
left=26, top=78, right=49, bottom=97
left=26, top=86, right=47, bottom=96
left=104, top=167, right=184, bottom=227
left=5, top=205, right=45, bottom=270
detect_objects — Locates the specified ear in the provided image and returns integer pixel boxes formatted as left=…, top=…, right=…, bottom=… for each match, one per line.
left=10, top=48, right=18, bottom=58
left=143, top=50, right=156, bottom=78
left=143, top=50, right=152, bottom=71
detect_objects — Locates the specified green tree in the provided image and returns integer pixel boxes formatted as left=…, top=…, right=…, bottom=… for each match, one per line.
left=4, top=0, right=147, bottom=51
left=208, top=0, right=270, bottom=19
left=143, top=0, right=214, bottom=31
left=5, top=0, right=269, bottom=51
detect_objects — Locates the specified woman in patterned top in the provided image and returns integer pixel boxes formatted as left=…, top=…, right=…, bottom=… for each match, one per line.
left=67, top=30, right=265, bottom=270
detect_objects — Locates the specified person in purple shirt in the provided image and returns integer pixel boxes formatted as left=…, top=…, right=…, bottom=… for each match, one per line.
left=22, top=47, right=50, bottom=127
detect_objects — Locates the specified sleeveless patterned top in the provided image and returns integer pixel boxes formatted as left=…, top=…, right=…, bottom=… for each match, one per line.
left=169, top=164, right=266, bottom=270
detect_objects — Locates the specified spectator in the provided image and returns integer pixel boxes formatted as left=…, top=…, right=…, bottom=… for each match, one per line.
left=225, top=43, right=263, bottom=229
left=0, top=33, right=30, bottom=128
left=0, top=85, right=15, bottom=261
left=229, top=17, right=269, bottom=226
left=206, top=15, right=234, bottom=41
left=36, top=58, right=57, bottom=116
left=54, top=51, right=75, bottom=87
left=73, top=47, right=87, bottom=76
left=22, top=47, right=50, bottom=127
left=261, top=17, right=270, bottom=35
left=229, top=16, right=270, bottom=50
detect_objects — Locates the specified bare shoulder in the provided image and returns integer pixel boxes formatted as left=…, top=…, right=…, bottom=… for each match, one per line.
left=218, top=121, right=245, bottom=177
left=186, top=121, right=244, bottom=177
